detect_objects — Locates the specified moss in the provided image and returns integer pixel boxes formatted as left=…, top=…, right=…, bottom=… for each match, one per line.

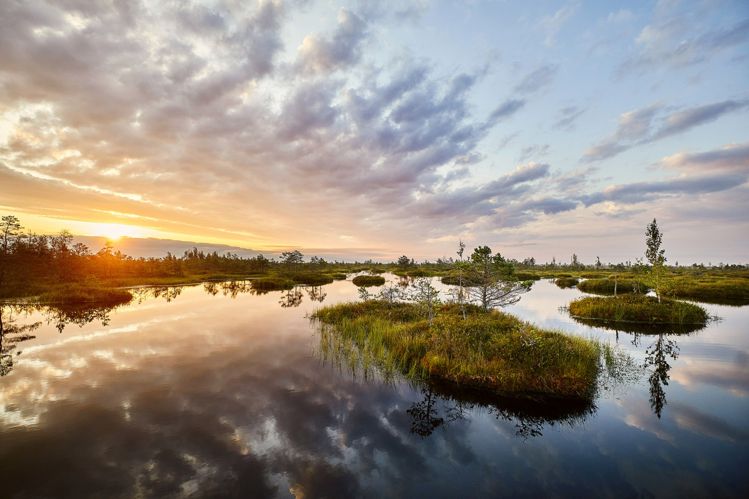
left=577, top=278, right=649, bottom=295
left=313, top=301, right=602, bottom=400
left=555, top=277, right=579, bottom=288
left=352, top=275, right=386, bottom=287
left=568, top=294, right=709, bottom=330
left=331, top=273, right=348, bottom=280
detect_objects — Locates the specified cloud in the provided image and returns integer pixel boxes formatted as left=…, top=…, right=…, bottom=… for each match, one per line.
left=538, top=1, right=579, bottom=46
left=487, top=99, right=526, bottom=123
left=297, top=8, right=368, bottom=73
left=513, top=64, right=558, bottom=94
left=583, top=100, right=748, bottom=161
left=658, top=143, right=749, bottom=173
left=553, top=105, right=586, bottom=131
left=620, top=17, right=749, bottom=74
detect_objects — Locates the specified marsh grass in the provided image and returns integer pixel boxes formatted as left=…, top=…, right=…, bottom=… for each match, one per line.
left=250, top=277, right=295, bottom=291
left=36, top=283, right=133, bottom=306
left=568, top=295, right=709, bottom=329
left=555, top=277, right=579, bottom=288
left=667, top=278, right=749, bottom=306
left=577, top=278, right=649, bottom=295
left=313, top=301, right=603, bottom=400
left=351, top=275, right=386, bottom=287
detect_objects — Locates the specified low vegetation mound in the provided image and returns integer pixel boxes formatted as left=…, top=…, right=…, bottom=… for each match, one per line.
left=286, top=273, right=335, bottom=286
left=514, top=272, right=541, bottom=281
left=352, top=275, right=386, bottom=287
left=668, top=279, right=749, bottom=306
left=568, top=294, right=708, bottom=327
left=251, top=277, right=295, bottom=291
left=555, top=277, right=579, bottom=288
left=37, top=284, right=133, bottom=306
left=313, top=301, right=602, bottom=400
left=577, top=278, right=648, bottom=295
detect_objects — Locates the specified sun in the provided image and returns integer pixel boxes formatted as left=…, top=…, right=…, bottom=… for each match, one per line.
left=90, top=222, right=140, bottom=241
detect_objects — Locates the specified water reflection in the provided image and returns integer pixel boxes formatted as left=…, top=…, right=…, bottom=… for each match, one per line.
left=0, top=305, right=40, bottom=376
left=645, top=334, right=680, bottom=418
left=0, top=278, right=747, bottom=497
left=317, top=319, right=598, bottom=439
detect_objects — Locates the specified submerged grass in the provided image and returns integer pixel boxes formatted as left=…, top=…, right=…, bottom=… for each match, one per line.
left=351, top=275, right=386, bottom=287
left=568, top=294, right=708, bottom=327
left=313, top=301, right=602, bottom=400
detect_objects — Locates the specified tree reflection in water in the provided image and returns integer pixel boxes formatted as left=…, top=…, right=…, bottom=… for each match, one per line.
left=644, top=333, right=679, bottom=419
left=0, top=305, right=41, bottom=377
left=279, top=287, right=304, bottom=308
left=306, top=286, right=327, bottom=303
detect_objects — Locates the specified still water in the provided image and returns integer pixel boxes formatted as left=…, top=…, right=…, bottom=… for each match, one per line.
left=1, top=277, right=747, bottom=498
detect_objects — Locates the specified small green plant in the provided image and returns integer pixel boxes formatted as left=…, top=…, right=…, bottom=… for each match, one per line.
left=352, top=275, right=386, bottom=287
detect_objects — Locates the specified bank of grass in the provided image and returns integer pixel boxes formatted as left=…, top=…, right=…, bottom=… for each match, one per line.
left=250, top=277, right=295, bottom=291
left=667, top=278, right=749, bottom=306
left=555, top=277, right=579, bottom=288
left=568, top=294, right=708, bottom=327
left=313, top=301, right=602, bottom=400
left=352, top=275, right=386, bottom=287
left=577, top=278, right=649, bottom=295
left=36, top=283, right=133, bottom=306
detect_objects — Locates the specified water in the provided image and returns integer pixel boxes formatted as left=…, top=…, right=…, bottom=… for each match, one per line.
left=1, top=278, right=747, bottom=498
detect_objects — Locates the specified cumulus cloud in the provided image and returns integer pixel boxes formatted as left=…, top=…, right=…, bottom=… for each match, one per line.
left=297, top=9, right=368, bottom=73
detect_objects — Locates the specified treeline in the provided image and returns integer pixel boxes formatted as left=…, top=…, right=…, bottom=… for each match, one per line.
left=0, top=216, right=272, bottom=295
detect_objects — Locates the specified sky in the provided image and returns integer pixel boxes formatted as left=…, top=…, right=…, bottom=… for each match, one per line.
left=0, top=0, right=748, bottom=264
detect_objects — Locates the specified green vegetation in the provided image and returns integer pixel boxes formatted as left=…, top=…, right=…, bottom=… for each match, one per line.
left=352, top=275, right=386, bottom=287
left=555, top=277, right=579, bottom=288
left=667, top=278, right=749, bottom=306
left=286, top=273, right=335, bottom=286
left=577, top=278, right=649, bottom=295
left=36, top=283, right=133, bottom=306
left=568, top=295, right=709, bottom=330
left=250, top=277, right=295, bottom=291
left=313, top=301, right=604, bottom=400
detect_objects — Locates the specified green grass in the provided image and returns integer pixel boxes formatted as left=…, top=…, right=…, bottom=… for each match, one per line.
left=313, top=301, right=603, bottom=400
left=667, top=278, right=749, bottom=306
left=555, top=277, right=579, bottom=288
left=250, top=277, right=295, bottom=291
left=284, top=272, right=335, bottom=286
left=35, top=284, right=133, bottom=306
left=577, top=278, right=649, bottom=295
left=352, top=275, right=386, bottom=287
left=568, top=294, right=709, bottom=331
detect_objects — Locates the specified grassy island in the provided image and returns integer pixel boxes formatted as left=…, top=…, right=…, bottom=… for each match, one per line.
left=576, top=278, right=649, bottom=295
left=313, top=301, right=605, bottom=400
left=554, top=277, right=579, bottom=288
left=568, top=294, right=709, bottom=331
left=351, top=275, right=386, bottom=287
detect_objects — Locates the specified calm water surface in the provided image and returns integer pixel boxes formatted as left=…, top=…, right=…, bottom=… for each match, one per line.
left=1, top=277, right=747, bottom=498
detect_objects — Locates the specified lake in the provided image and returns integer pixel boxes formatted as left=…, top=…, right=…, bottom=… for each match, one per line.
left=1, top=277, right=747, bottom=498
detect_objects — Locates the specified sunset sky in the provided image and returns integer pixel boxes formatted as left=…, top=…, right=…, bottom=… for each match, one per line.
left=1, top=0, right=747, bottom=263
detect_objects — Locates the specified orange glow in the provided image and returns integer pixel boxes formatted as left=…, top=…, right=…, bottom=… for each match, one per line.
left=86, top=222, right=144, bottom=241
